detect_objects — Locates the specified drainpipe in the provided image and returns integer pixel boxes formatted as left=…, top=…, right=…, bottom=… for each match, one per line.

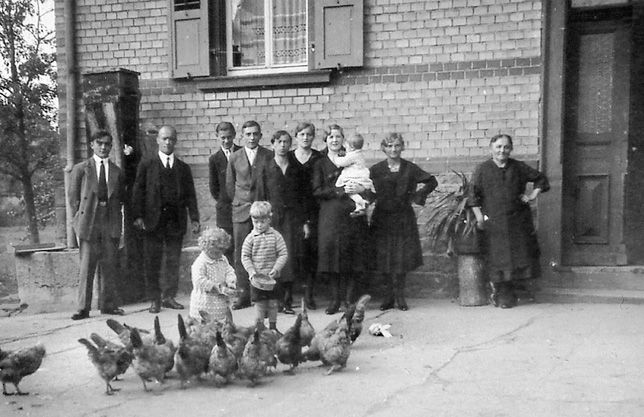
left=64, top=0, right=77, bottom=248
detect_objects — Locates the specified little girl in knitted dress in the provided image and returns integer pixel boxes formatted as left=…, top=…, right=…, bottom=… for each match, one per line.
left=189, top=227, right=237, bottom=321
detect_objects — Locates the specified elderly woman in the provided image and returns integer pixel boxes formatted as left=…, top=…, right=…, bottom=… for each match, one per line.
left=312, top=124, right=372, bottom=314
left=469, top=133, right=549, bottom=309
left=370, top=132, right=437, bottom=311
left=288, top=122, right=323, bottom=309
left=189, top=227, right=237, bottom=321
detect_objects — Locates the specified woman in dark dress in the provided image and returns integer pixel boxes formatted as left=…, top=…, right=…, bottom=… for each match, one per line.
left=312, top=124, right=372, bottom=315
left=370, top=132, right=438, bottom=311
left=288, top=122, right=323, bottom=309
left=469, top=134, right=549, bottom=309
left=262, top=130, right=307, bottom=314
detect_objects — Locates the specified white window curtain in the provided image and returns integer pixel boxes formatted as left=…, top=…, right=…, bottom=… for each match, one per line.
left=272, top=0, right=307, bottom=65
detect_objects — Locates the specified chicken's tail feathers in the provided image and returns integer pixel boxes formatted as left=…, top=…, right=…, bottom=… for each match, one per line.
left=130, top=327, right=143, bottom=349
left=355, top=294, right=371, bottom=311
left=32, top=343, right=46, bottom=357
left=301, top=297, right=308, bottom=317
left=106, top=318, right=126, bottom=336
left=154, top=316, right=167, bottom=345
left=353, top=294, right=372, bottom=322
left=78, top=338, right=98, bottom=356
left=90, top=333, right=108, bottom=348
left=344, top=303, right=356, bottom=324
left=198, top=310, right=213, bottom=324
left=177, top=314, right=188, bottom=340
left=215, top=330, right=226, bottom=347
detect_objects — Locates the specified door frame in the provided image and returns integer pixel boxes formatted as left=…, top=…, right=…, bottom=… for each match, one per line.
left=540, top=1, right=643, bottom=281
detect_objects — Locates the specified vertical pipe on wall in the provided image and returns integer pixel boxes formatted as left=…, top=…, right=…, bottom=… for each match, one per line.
left=64, top=0, right=77, bottom=248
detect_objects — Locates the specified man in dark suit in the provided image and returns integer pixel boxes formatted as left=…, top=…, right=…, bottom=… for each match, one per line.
left=225, top=120, right=273, bottom=309
left=132, top=125, right=200, bottom=313
left=68, top=130, right=125, bottom=320
left=208, top=121, right=241, bottom=263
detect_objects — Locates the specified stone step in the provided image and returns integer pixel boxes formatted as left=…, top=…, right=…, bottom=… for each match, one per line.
left=546, top=265, right=644, bottom=292
left=538, top=287, right=644, bottom=305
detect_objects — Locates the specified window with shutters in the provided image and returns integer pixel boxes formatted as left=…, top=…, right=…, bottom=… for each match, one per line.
left=169, top=0, right=364, bottom=87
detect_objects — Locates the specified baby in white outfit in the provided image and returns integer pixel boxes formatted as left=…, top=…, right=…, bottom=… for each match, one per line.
left=334, top=134, right=375, bottom=216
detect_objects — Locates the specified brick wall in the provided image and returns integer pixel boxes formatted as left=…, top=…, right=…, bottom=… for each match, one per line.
left=56, top=0, right=542, bottom=164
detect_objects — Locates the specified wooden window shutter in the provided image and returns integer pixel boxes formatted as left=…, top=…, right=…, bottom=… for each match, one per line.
left=169, top=0, right=209, bottom=78
left=311, top=0, right=363, bottom=70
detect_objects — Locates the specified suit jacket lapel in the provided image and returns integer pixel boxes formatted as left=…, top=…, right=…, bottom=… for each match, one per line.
left=86, top=158, right=98, bottom=194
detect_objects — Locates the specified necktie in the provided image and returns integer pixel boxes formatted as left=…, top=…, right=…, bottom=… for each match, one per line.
left=98, top=160, right=108, bottom=202
left=166, top=157, right=171, bottom=169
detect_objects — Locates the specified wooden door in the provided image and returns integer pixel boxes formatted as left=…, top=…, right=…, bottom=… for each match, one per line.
left=562, top=11, right=631, bottom=265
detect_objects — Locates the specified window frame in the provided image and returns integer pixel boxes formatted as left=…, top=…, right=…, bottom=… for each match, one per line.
left=168, top=0, right=364, bottom=88
left=225, top=0, right=309, bottom=76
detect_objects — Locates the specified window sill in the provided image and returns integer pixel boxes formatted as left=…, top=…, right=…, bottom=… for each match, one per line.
left=193, top=70, right=332, bottom=91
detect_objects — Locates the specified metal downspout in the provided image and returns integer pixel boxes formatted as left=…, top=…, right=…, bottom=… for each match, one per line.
left=64, top=0, right=77, bottom=248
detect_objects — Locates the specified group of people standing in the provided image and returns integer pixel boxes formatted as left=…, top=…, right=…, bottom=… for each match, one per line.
left=209, top=121, right=440, bottom=315
left=67, top=122, right=548, bottom=321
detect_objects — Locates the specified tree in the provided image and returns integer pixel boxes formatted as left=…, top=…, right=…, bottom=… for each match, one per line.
left=0, top=0, right=58, bottom=243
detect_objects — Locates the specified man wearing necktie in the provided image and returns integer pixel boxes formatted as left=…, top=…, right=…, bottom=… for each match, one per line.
left=208, top=121, right=241, bottom=263
left=225, top=120, right=273, bottom=309
left=132, top=126, right=200, bottom=313
left=68, top=130, right=125, bottom=320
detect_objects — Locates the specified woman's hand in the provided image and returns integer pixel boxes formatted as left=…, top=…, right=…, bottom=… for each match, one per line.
left=344, top=182, right=365, bottom=194
left=472, top=207, right=486, bottom=230
left=303, top=223, right=311, bottom=239
left=520, top=188, right=541, bottom=203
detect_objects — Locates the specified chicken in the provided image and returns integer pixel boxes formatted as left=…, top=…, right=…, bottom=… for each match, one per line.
left=318, top=315, right=351, bottom=375
left=0, top=344, right=45, bottom=396
left=174, top=314, right=211, bottom=388
left=276, top=313, right=303, bottom=373
left=222, top=308, right=254, bottom=340
left=348, top=294, right=371, bottom=343
left=238, top=329, right=266, bottom=387
left=186, top=311, right=220, bottom=350
left=78, top=333, right=132, bottom=395
left=106, top=318, right=151, bottom=352
left=299, top=298, right=315, bottom=347
left=208, top=330, right=237, bottom=385
left=255, top=321, right=279, bottom=372
left=302, top=315, right=343, bottom=363
left=129, top=316, right=176, bottom=391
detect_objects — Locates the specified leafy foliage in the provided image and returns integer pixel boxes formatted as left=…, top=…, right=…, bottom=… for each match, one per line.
left=0, top=0, right=59, bottom=242
left=425, top=171, right=478, bottom=255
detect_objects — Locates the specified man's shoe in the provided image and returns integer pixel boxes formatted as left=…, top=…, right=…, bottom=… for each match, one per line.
left=101, top=307, right=125, bottom=316
left=149, top=300, right=161, bottom=314
left=71, top=310, right=89, bottom=320
left=282, top=305, right=295, bottom=315
left=162, top=298, right=184, bottom=310
left=325, top=301, right=340, bottom=315
left=305, top=297, right=317, bottom=310
left=232, top=300, right=251, bottom=310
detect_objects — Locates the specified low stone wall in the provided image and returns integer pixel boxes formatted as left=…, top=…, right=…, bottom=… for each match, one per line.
left=13, top=247, right=201, bottom=314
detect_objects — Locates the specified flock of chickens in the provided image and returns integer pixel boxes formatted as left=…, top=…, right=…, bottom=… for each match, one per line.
left=0, top=294, right=371, bottom=396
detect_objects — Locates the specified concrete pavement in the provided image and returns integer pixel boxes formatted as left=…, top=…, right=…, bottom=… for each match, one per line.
left=1, top=296, right=643, bottom=417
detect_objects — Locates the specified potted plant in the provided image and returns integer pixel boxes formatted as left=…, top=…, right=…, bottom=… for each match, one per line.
left=425, top=171, right=487, bottom=306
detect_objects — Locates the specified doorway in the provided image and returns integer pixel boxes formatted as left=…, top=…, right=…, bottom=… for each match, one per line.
left=561, top=5, right=644, bottom=266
